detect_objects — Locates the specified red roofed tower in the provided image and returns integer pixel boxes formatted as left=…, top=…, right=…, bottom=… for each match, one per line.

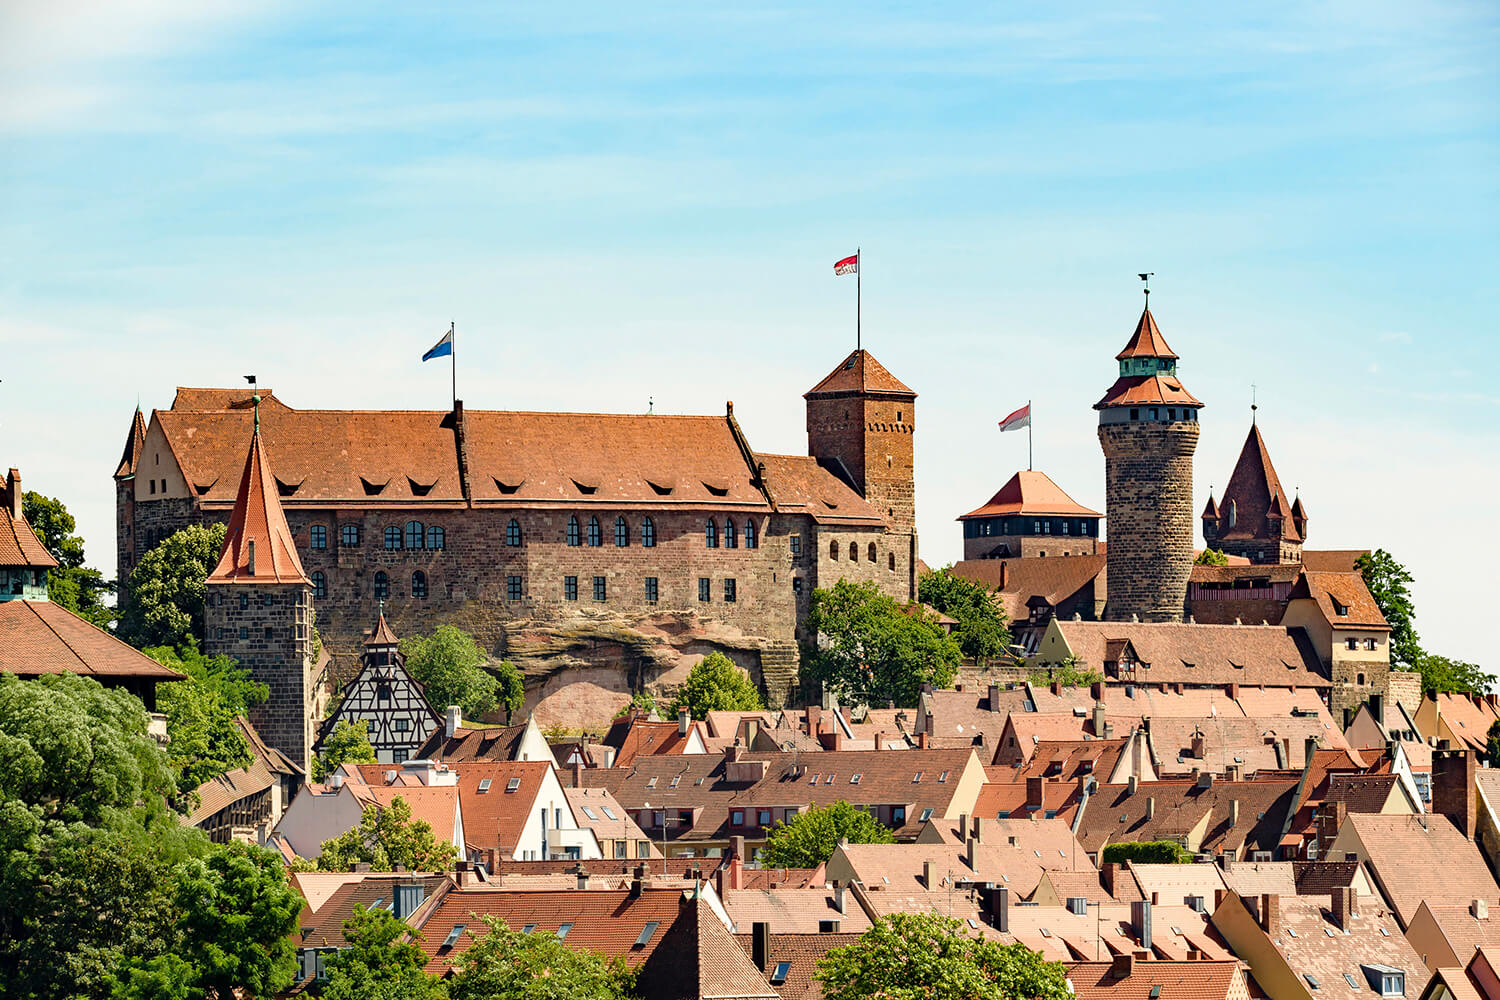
left=1095, top=295, right=1203, bottom=622
left=205, top=399, right=322, bottom=771
left=1201, top=423, right=1305, bottom=564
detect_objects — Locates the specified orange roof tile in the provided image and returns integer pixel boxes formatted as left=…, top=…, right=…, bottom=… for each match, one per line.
left=1344, top=813, right=1500, bottom=927
left=804, top=349, right=915, bottom=398
left=365, top=613, right=399, bottom=647
left=206, top=428, right=309, bottom=585
left=723, top=887, right=873, bottom=934
left=958, top=470, right=1101, bottom=520
left=113, top=407, right=147, bottom=479
left=1066, top=959, right=1245, bottom=1000
left=1095, top=374, right=1204, bottom=410
left=1288, top=572, right=1389, bottom=630
left=951, top=555, right=1106, bottom=623
left=1052, top=620, right=1328, bottom=688
left=756, top=453, right=884, bottom=525
left=0, top=600, right=184, bottom=679
left=1212, top=425, right=1301, bottom=543
left=1116, top=308, right=1179, bottom=360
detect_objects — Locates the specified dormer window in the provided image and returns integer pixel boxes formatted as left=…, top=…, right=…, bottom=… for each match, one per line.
left=1333, top=598, right=1350, bottom=617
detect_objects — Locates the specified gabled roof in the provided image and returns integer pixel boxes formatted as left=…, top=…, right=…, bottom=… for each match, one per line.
left=296, top=873, right=449, bottom=948
left=0, top=499, right=58, bottom=569
left=640, top=895, right=780, bottom=1000
left=1343, top=813, right=1500, bottom=927
left=958, top=470, right=1102, bottom=521
left=1065, top=960, right=1244, bottom=1000
left=1213, top=424, right=1302, bottom=542
left=609, top=718, right=702, bottom=767
left=723, top=887, right=874, bottom=934
left=1072, top=778, right=1299, bottom=857
left=1050, top=620, right=1329, bottom=688
left=950, top=555, right=1106, bottom=623
left=1288, top=572, right=1389, bottom=630
left=205, top=428, right=309, bottom=585
left=0, top=599, right=184, bottom=679
left=188, top=717, right=302, bottom=826
left=804, top=349, right=915, bottom=398
left=755, top=454, right=884, bottom=526
left=731, top=932, right=863, bottom=1000
left=415, top=722, right=530, bottom=763
left=1116, top=308, right=1179, bottom=360
left=114, top=407, right=147, bottom=479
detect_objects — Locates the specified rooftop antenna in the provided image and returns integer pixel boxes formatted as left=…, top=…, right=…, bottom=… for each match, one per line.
left=1138, top=272, right=1153, bottom=308
left=243, top=374, right=259, bottom=434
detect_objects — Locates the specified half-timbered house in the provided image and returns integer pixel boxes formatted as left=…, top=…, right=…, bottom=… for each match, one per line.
left=315, top=613, right=441, bottom=764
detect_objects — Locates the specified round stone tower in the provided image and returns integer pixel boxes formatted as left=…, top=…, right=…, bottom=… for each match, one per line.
left=1095, top=300, right=1203, bottom=622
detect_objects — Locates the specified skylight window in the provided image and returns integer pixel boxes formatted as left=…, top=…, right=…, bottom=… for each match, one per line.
left=1345, top=975, right=1361, bottom=990
left=581, top=807, right=599, bottom=820
left=557, top=923, right=573, bottom=940
left=913, top=772, right=923, bottom=783
left=851, top=774, right=862, bottom=784
left=919, top=808, right=934, bottom=822
left=442, top=924, right=465, bottom=948
left=646, top=777, right=658, bottom=788
left=522, top=924, right=536, bottom=934
left=938, top=771, right=950, bottom=783
left=1040, top=928, right=1052, bottom=937
left=478, top=779, right=492, bottom=793
left=670, top=776, right=680, bottom=788
left=505, top=777, right=521, bottom=792
left=1305, top=975, right=1321, bottom=990
left=1150, top=987, right=1162, bottom=999
left=771, top=962, right=791, bottom=986
left=602, top=807, right=618, bottom=820
left=635, top=921, right=661, bottom=947
left=1287, top=928, right=1298, bottom=938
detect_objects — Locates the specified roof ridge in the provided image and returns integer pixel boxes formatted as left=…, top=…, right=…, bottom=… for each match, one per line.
left=25, top=600, right=89, bottom=669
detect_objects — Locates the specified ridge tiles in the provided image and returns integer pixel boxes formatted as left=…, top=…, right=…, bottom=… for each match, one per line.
left=207, top=428, right=309, bottom=585
left=958, top=469, right=1101, bottom=520
left=804, top=349, right=915, bottom=397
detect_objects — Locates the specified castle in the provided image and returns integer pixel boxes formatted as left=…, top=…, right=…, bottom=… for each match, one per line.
left=114, top=349, right=919, bottom=718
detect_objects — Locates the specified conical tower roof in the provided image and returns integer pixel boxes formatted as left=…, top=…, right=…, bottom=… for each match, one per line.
left=804, top=349, right=915, bottom=398
left=1201, top=493, right=1220, bottom=519
left=1115, top=307, right=1179, bottom=360
left=1217, top=424, right=1301, bottom=543
left=207, top=425, right=309, bottom=585
left=113, top=407, right=147, bottom=479
left=365, top=612, right=399, bottom=648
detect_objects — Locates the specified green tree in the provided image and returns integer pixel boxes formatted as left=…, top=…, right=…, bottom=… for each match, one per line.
left=313, top=720, right=378, bottom=781
left=759, top=800, right=896, bottom=868
left=1100, top=841, right=1194, bottom=864
left=494, top=659, right=525, bottom=722
left=668, top=652, right=764, bottom=719
left=322, top=904, right=445, bottom=1000
left=612, top=690, right=658, bottom=720
left=22, top=490, right=114, bottom=627
left=1027, top=655, right=1104, bottom=688
left=172, top=842, right=303, bottom=999
left=1486, top=721, right=1500, bottom=770
left=817, top=912, right=1071, bottom=1000
left=803, top=580, right=962, bottom=707
left=1357, top=549, right=1421, bottom=670
left=148, top=643, right=268, bottom=800
left=1417, top=651, right=1495, bottom=697
left=918, top=568, right=1012, bottom=664
left=400, top=625, right=502, bottom=720
left=120, top=522, right=227, bottom=649
left=448, top=915, right=636, bottom=1000
left=315, top=795, right=456, bottom=873
left=1194, top=548, right=1229, bottom=566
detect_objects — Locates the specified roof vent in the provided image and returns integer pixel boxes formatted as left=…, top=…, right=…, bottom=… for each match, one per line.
left=571, top=479, right=598, bottom=495
left=407, top=477, right=437, bottom=497
left=194, top=478, right=218, bottom=496
left=645, top=479, right=674, bottom=496
left=492, top=476, right=524, bottom=495
left=360, top=477, right=388, bottom=496
left=702, top=481, right=730, bottom=497
left=844, top=356, right=857, bottom=369
left=275, top=477, right=301, bottom=497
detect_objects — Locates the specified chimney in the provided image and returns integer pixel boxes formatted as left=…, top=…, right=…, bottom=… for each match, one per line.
left=1051, top=680, right=1063, bottom=697
left=1101, top=863, right=1119, bottom=896
left=1227, top=682, right=1239, bottom=701
left=1215, top=888, right=1228, bottom=909
left=1092, top=681, right=1106, bottom=700
left=1305, top=737, right=1319, bottom=767
left=818, top=727, right=842, bottom=751
left=1316, top=801, right=1347, bottom=848
left=354, top=861, right=372, bottom=873
left=806, top=704, right=821, bottom=737
left=454, top=860, right=470, bottom=887
left=1433, top=750, right=1478, bottom=840
left=729, top=839, right=745, bottom=889
left=957, top=813, right=968, bottom=841
left=1473, top=899, right=1490, bottom=920
left=834, top=882, right=847, bottom=913
left=1191, top=732, right=1206, bottom=759
left=922, top=860, right=934, bottom=889
left=989, top=684, right=1002, bottom=713
left=991, top=884, right=1010, bottom=932
left=1111, top=953, right=1135, bottom=979
left=4, top=469, right=21, bottom=519
left=752, top=921, right=770, bottom=972
left=874, top=732, right=886, bottom=751
left=1226, top=764, right=1242, bottom=782
left=725, top=743, right=743, bottom=765
left=918, top=731, right=930, bottom=749
left=1230, top=800, right=1240, bottom=828
left=1331, top=886, right=1356, bottom=929
left=572, top=760, right=584, bottom=787
left=576, top=867, right=589, bottom=891
left=972, top=818, right=986, bottom=844
left=1127, top=775, right=1138, bottom=795
left=328, top=772, right=343, bottom=790
left=678, top=707, right=690, bottom=737
left=1260, top=893, right=1280, bottom=938
left=966, top=836, right=977, bottom=869
left=629, top=864, right=645, bottom=897
left=1197, top=772, right=1213, bottom=790
left=1146, top=796, right=1156, bottom=820
left=446, top=705, right=461, bottom=739
left=1370, top=693, right=1385, bottom=724
left=1026, top=776, right=1045, bottom=809
left=1093, top=701, right=1107, bottom=738
left=1130, top=899, right=1153, bottom=950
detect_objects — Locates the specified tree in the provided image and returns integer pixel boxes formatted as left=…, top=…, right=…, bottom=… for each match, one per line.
left=448, top=915, right=636, bottom=1000
left=1027, top=655, right=1104, bottom=688
left=22, top=490, right=114, bottom=627
left=313, top=720, right=378, bottom=781
left=1194, top=548, right=1229, bottom=566
left=172, top=843, right=303, bottom=999
left=400, top=625, right=502, bottom=720
left=494, top=659, right=525, bottom=722
left=315, top=795, right=456, bottom=873
left=759, top=800, right=896, bottom=868
left=613, top=690, right=658, bottom=720
left=918, top=568, right=1012, bottom=664
left=1100, top=841, right=1194, bottom=865
left=803, top=580, right=962, bottom=707
left=817, top=912, right=1071, bottom=1000
left=119, top=522, right=227, bottom=649
left=669, top=652, right=764, bottom=719
left=148, top=643, right=268, bottom=800
left=1357, top=549, right=1421, bottom=670
left=322, top=904, right=446, bottom=1000
left=1417, top=651, right=1494, bottom=697
left=1486, top=721, right=1500, bottom=770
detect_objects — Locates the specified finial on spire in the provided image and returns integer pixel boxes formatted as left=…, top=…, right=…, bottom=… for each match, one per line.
left=648, top=396, right=654, bottom=415
left=1251, top=384, right=1258, bottom=425
left=1138, top=272, right=1154, bottom=308
left=244, top=374, right=260, bottom=435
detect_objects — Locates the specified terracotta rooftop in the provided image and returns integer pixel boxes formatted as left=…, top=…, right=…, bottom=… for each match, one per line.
left=1004, top=739, right=1132, bottom=784
left=1095, top=375, right=1204, bottom=410
left=1117, top=307, right=1180, bottom=360
left=1300, top=551, right=1368, bottom=573
left=205, top=427, right=309, bottom=585
left=1211, top=424, right=1302, bottom=543
left=365, top=613, right=399, bottom=647
left=1073, top=778, right=1300, bottom=858
left=950, top=554, right=1106, bottom=622
left=803, top=349, right=915, bottom=398
left=1051, top=620, right=1329, bottom=688
left=756, top=454, right=884, bottom=526
left=606, top=717, right=703, bottom=767
left=958, top=470, right=1102, bottom=520
left=187, top=716, right=300, bottom=825
left=414, top=721, right=529, bottom=763
left=1288, top=573, right=1389, bottom=630
left=639, top=894, right=780, bottom=1000
left=1065, top=959, right=1246, bottom=1000
left=1345, top=813, right=1500, bottom=928
left=732, top=931, right=861, bottom=1000
left=565, top=787, right=655, bottom=850
left=113, top=407, right=148, bottom=479
left=0, top=472, right=58, bottom=569
left=0, top=599, right=185, bottom=680
left=723, top=887, right=874, bottom=934
left=1220, top=861, right=1298, bottom=898
left=1149, top=715, right=1349, bottom=777
left=296, top=873, right=449, bottom=949
left=1292, top=861, right=1366, bottom=897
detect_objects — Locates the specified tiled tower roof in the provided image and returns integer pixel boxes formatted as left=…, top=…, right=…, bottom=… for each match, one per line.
left=958, top=470, right=1101, bottom=520
left=1115, top=307, right=1179, bottom=360
left=365, top=613, right=400, bottom=648
left=1217, top=424, right=1302, bottom=543
left=207, top=425, right=310, bottom=585
left=113, top=406, right=147, bottom=479
left=804, top=349, right=915, bottom=397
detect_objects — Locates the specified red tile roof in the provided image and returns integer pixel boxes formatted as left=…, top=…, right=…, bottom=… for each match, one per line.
left=640, top=895, right=779, bottom=1000
left=1212, top=425, right=1301, bottom=543
left=1288, top=573, right=1388, bottom=630
left=415, top=722, right=531, bottom=763
left=804, top=349, right=915, bottom=398
left=1343, top=813, right=1500, bottom=928
left=447, top=762, right=553, bottom=855
left=1116, top=308, right=1180, bottom=360
left=732, top=932, right=862, bottom=1000
left=1065, top=959, right=1245, bottom=1000
left=0, top=481, right=57, bottom=569
left=756, top=454, right=884, bottom=526
left=1095, top=375, right=1204, bottom=410
left=1073, top=778, right=1300, bottom=857
left=0, top=599, right=185, bottom=679
left=1051, top=620, right=1328, bottom=688
left=950, top=555, right=1106, bottom=622
left=958, top=470, right=1101, bottom=520
left=114, top=407, right=147, bottom=479
left=365, top=613, right=399, bottom=647
left=205, top=428, right=309, bottom=585
left=608, top=718, right=700, bottom=767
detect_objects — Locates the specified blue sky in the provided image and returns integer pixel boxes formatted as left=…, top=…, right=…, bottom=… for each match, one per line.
left=1, top=1, right=1495, bottom=664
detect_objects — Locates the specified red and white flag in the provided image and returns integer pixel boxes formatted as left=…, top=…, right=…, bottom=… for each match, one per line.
left=999, top=403, right=1031, bottom=433
left=834, top=253, right=858, bottom=276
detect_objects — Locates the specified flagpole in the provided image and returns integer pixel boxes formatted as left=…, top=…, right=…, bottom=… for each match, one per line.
left=1028, top=399, right=1033, bottom=471
left=856, top=247, right=862, bottom=351
left=449, top=321, right=456, bottom=410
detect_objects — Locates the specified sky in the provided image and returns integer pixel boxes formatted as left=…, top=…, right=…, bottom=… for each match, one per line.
left=1, top=1, right=1495, bottom=665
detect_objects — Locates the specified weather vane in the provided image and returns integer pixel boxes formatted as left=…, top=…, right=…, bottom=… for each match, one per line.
left=1138, top=272, right=1154, bottom=307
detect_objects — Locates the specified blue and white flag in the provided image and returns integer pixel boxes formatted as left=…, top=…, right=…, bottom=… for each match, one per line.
left=422, top=328, right=453, bottom=362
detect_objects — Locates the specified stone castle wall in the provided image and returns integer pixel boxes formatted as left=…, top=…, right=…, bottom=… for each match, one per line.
left=1099, top=421, right=1199, bottom=623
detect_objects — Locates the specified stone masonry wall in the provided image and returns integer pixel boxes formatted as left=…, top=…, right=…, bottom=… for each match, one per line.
left=1099, top=420, right=1199, bottom=623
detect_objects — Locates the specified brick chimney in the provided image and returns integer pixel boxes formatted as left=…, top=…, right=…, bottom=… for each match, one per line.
left=918, top=731, right=930, bottom=749
left=752, top=921, right=770, bottom=972
left=1051, top=680, right=1063, bottom=697
left=1260, top=893, right=1280, bottom=938
left=1026, top=776, right=1045, bottom=810
left=972, top=817, right=986, bottom=844
left=1146, top=796, right=1156, bottom=820
left=1331, top=886, right=1356, bottom=929
left=1101, top=862, right=1120, bottom=897
left=818, top=728, right=842, bottom=751
left=989, top=684, right=1002, bottom=713
left=1191, top=732, right=1206, bottom=759
left=990, top=884, right=1010, bottom=931
left=678, top=707, right=690, bottom=737
left=806, top=704, right=821, bottom=737
left=1316, top=801, right=1347, bottom=848
left=1473, top=899, right=1490, bottom=920
left=1433, top=749, right=1478, bottom=840
left=1111, top=953, right=1135, bottom=979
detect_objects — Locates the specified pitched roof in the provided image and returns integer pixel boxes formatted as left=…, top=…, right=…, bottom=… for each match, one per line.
left=0, top=480, right=58, bottom=569
left=205, top=428, right=309, bottom=585
left=365, top=613, right=400, bottom=647
left=950, top=555, right=1106, bottom=622
left=1212, top=424, right=1301, bottom=543
left=958, top=470, right=1101, bottom=520
left=610, top=719, right=702, bottom=767
left=731, top=931, right=862, bottom=1000
left=1149, top=715, right=1349, bottom=777
left=804, top=349, right=915, bottom=398
left=640, top=895, right=780, bottom=1000
left=1292, top=861, right=1365, bottom=896
left=1006, top=739, right=1131, bottom=784
left=1323, top=774, right=1402, bottom=814
left=1073, top=778, right=1299, bottom=857
left=1220, top=861, right=1298, bottom=898
left=1116, top=308, right=1179, bottom=360
left=1095, top=375, right=1203, bottom=410
left=296, top=873, right=449, bottom=948
left=1051, top=620, right=1329, bottom=688
left=1346, top=814, right=1500, bottom=927
left=756, top=454, right=885, bottom=525
left=410, top=761, right=551, bottom=854
left=1301, top=551, right=1368, bottom=573
left=1065, top=960, right=1245, bottom=1000
left=565, top=787, right=654, bottom=848
left=722, top=887, right=873, bottom=934
left=0, top=599, right=185, bottom=679
left=114, top=407, right=148, bottom=479
left=1125, top=862, right=1228, bottom=907
left=349, top=785, right=462, bottom=849
left=187, top=717, right=301, bottom=825
left=1288, top=573, right=1389, bottom=630
left=415, top=722, right=530, bottom=763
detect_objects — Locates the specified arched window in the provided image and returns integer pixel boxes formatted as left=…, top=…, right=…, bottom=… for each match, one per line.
left=615, top=517, right=629, bottom=547
left=706, top=520, right=718, bottom=548
left=1356, top=672, right=1366, bottom=686
left=506, top=519, right=522, bottom=547
left=642, top=517, right=656, bottom=548
left=868, top=542, right=877, bottom=562
left=724, top=519, right=737, bottom=549
left=848, top=542, right=858, bottom=561
left=830, top=540, right=839, bottom=559
left=744, top=521, right=757, bottom=549
left=567, top=516, right=581, bottom=546
left=587, top=516, right=602, bottom=547
left=427, top=525, right=445, bottom=550
left=311, top=570, right=327, bottom=599
left=889, top=552, right=896, bottom=571
left=406, top=520, right=425, bottom=550
left=412, top=570, right=427, bottom=599
left=374, top=571, right=389, bottom=599
left=384, top=526, right=403, bottom=550
left=1226, top=500, right=1238, bottom=529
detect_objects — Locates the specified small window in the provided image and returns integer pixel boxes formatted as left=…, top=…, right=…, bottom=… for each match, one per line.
left=507, top=576, right=522, bottom=602
left=1130, top=408, right=1139, bottom=420
left=412, top=571, right=427, bottom=599
left=699, top=578, right=711, bottom=603
left=384, top=526, right=403, bottom=550
left=744, top=521, right=757, bottom=549
left=1365, top=639, right=1378, bottom=651
left=564, top=576, right=578, bottom=601
left=505, top=777, right=522, bottom=792
left=645, top=577, right=659, bottom=603
left=367, top=718, right=377, bottom=732
left=264, top=626, right=273, bottom=640
left=705, top=520, right=718, bottom=548
left=793, top=577, right=803, bottom=595
left=395, top=718, right=409, bottom=732
left=889, top=552, right=896, bottom=570
left=731, top=809, right=745, bottom=826
left=770, top=961, right=791, bottom=985
left=850, top=774, right=862, bottom=784
left=587, top=516, right=602, bottom=547
left=867, top=542, right=877, bottom=562
left=1347, top=638, right=1359, bottom=650
left=521, top=924, right=536, bottom=934
left=567, top=516, right=581, bottom=546
left=311, top=570, right=327, bottom=599
left=593, top=576, right=607, bottom=602
left=724, top=578, right=737, bottom=602
left=848, top=542, right=857, bottom=561
left=829, top=539, right=838, bottom=559
left=341, top=524, right=360, bottom=547
left=374, top=571, right=389, bottom=600
left=615, top=517, right=629, bottom=547
left=919, top=808, right=933, bottom=822
left=938, top=770, right=949, bottom=783
left=1345, top=975, right=1361, bottom=990
left=758, top=809, right=771, bottom=826
left=506, top=519, right=522, bottom=546
left=441, top=924, right=465, bottom=948
left=406, top=520, right=425, bottom=550
left=427, top=525, right=445, bottom=550
left=790, top=534, right=801, bottom=556
left=556, top=923, right=573, bottom=940
left=642, top=517, right=656, bottom=548
left=646, top=776, right=658, bottom=789
left=238, top=627, right=249, bottom=639
left=478, top=778, right=492, bottom=793
left=310, top=525, right=327, bottom=549
left=1357, top=672, right=1366, bottom=685
left=912, top=772, right=923, bottom=783
left=1305, top=975, right=1321, bottom=991
left=634, top=921, right=660, bottom=947
left=724, top=518, right=737, bottom=549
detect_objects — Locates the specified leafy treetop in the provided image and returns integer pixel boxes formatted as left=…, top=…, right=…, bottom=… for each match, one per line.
left=313, top=795, right=456, bottom=873
left=119, top=522, right=228, bottom=649
left=1194, top=548, right=1229, bottom=566
left=313, top=719, right=378, bottom=781
left=669, top=652, right=764, bottom=719
left=1100, top=841, right=1194, bottom=865
left=448, top=915, right=636, bottom=1000
left=400, top=625, right=513, bottom=721
left=22, top=491, right=114, bottom=627
left=803, top=579, right=962, bottom=707
left=322, top=903, right=445, bottom=1000
left=1357, top=549, right=1421, bottom=670
left=147, top=642, right=268, bottom=802
left=759, top=800, right=896, bottom=869
left=917, top=568, right=1012, bottom=664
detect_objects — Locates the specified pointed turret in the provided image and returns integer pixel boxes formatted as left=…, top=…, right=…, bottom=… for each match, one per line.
left=365, top=612, right=400, bottom=649
left=1291, top=493, right=1308, bottom=539
left=1201, top=492, right=1220, bottom=521
left=207, top=426, right=308, bottom=585
left=113, top=406, right=147, bottom=480
left=1115, top=307, right=1179, bottom=360
left=1210, top=423, right=1305, bottom=564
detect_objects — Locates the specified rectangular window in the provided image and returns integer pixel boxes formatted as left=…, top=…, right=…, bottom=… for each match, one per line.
left=393, top=749, right=408, bottom=763
left=790, top=534, right=802, bottom=556
left=758, top=809, right=771, bottom=826
left=893, top=806, right=906, bottom=824
left=614, top=841, right=627, bottom=859
left=793, top=578, right=803, bottom=595
left=637, top=841, right=650, bottom=859
left=731, top=810, right=744, bottom=826
left=507, top=575, right=522, bottom=601
left=367, top=718, right=376, bottom=733
left=564, top=576, right=578, bottom=602
left=645, top=577, right=659, bottom=603
left=341, top=524, right=360, bottom=547
left=238, top=627, right=249, bottom=639
left=1347, top=638, right=1358, bottom=650
left=593, top=576, right=607, bottom=602
left=724, top=578, right=737, bottom=602
left=395, top=719, right=409, bottom=732
left=310, top=525, right=327, bottom=549
left=264, top=626, right=274, bottom=640
left=698, top=578, right=711, bottom=603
